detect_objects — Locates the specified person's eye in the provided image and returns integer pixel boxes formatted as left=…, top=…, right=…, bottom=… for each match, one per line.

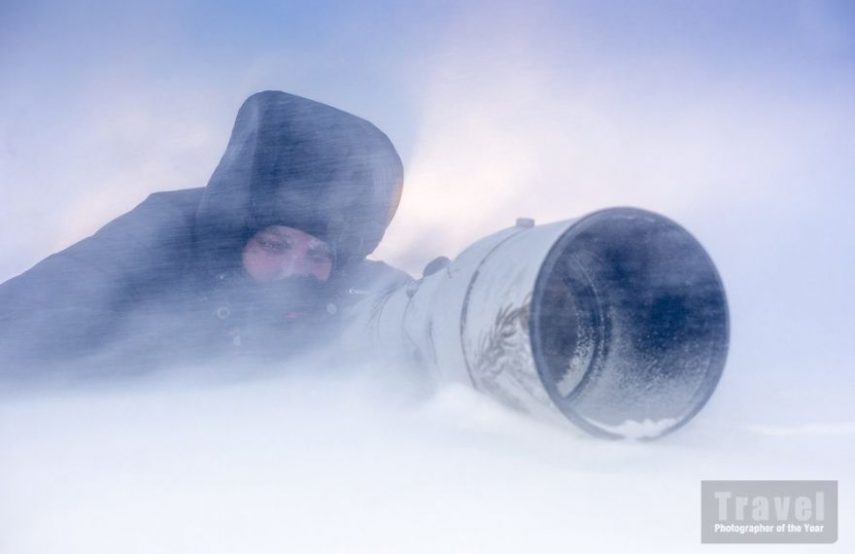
left=258, top=238, right=290, bottom=252
left=309, top=251, right=332, bottom=264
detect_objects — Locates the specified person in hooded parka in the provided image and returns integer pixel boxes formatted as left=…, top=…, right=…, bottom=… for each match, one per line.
left=0, top=91, right=412, bottom=380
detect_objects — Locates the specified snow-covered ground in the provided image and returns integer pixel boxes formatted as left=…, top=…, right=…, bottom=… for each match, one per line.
left=1, top=355, right=851, bottom=553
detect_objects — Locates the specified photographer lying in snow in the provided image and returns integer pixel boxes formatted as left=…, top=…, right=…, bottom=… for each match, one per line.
left=0, top=91, right=412, bottom=378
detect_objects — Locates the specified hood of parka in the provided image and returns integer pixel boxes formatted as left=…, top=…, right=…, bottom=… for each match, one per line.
left=195, top=91, right=404, bottom=278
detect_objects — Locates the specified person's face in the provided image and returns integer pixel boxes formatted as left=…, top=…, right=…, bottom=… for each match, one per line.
left=241, top=225, right=333, bottom=283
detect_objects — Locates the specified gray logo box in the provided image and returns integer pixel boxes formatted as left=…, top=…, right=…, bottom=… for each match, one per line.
left=701, top=480, right=837, bottom=543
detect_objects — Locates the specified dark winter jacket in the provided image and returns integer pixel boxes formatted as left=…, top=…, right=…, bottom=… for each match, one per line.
left=0, top=91, right=411, bottom=381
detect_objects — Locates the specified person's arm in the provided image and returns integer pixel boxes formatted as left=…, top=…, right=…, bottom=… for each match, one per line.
left=0, top=188, right=202, bottom=376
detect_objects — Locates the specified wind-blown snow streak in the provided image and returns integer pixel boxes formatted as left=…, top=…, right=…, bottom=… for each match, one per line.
left=0, top=360, right=852, bottom=554
left=748, top=421, right=855, bottom=437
